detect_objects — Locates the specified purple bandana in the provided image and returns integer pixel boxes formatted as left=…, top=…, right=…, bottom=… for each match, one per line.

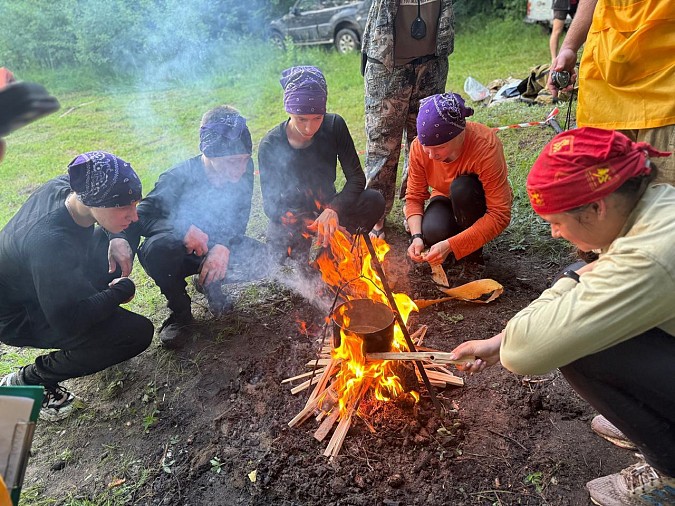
left=280, top=65, right=327, bottom=115
left=417, top=93, right=475, bottom=146
left=68, top=151, right=142, bottom=208
left=199, top=113, right=252, bottom=158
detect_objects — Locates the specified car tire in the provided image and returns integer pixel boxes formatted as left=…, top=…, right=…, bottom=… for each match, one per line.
left=269, top=31, right=285, bottom=50
left=334, top=28, right=359, bottom=54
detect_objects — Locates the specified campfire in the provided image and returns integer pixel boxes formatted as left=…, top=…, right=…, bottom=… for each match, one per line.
left=284, top=231, right=470, bottom=458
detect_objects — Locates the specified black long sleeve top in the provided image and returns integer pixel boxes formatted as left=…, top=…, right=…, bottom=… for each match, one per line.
left=257, top=113, right=366, bottom=223
left=0, top=176, right=134, bottom=345
left=136, top=155, right=254, bottom=249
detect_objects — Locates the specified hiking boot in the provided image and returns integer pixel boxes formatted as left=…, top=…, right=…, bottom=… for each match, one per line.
left=1, top=368, right=77, bottom=421
left=40, top=384, right=77, bottom=422
left=591, top=415, right=637, bottom=450
left=158, top=310, right=194, bottom=349
left=587, top=462, right=675, bottom=506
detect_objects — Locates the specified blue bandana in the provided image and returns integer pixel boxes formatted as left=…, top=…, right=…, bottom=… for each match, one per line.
left=280, top=66, right=327, bottom=115
left=199, top=113, right=252, bottom=158
left=68, top=151, right=142, bottom=208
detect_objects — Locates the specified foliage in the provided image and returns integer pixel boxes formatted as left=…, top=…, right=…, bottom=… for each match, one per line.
left=0, top=0, right=290, bottom=71
left=454, top=0, right=525, bottom=20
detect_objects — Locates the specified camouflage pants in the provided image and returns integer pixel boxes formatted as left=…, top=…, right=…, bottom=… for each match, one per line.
left=364, top=56, right=449, bottom=217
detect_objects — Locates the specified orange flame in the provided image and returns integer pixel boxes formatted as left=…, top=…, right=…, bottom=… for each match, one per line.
left=316, top=231, right=419, bottom=416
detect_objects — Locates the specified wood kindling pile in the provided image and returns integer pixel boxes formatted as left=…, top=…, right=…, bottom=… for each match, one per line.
left=284, top=325, right=468, bottom=458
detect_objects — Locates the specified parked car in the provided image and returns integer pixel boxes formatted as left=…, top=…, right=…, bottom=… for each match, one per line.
left=269, top=0, right=372, bottom=54
left=525, top=0, right=571, bottom=28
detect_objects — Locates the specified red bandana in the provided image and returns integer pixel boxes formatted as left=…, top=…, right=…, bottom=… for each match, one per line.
left=527, top=127, right=671, bottom=214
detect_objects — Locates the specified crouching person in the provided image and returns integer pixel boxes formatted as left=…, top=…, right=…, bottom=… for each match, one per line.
left=450, top=128, right=675, bottom=505
left=133, top=106, right=270, bottom=349
left=0, top=152, right=154, bottom=421
left=258, top=66, right=385, bottom=260
left=405, top=92, right=512, bottom=278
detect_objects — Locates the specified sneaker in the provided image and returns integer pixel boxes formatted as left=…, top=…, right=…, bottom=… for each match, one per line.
left=158, top=311, right=194, bottom=349
left=40, top=384, right=77, bottom=422
left=587, top=462, right=675, bottom=506
left=0, top=367, right=27, bottom=386
left=591, top=415, right=637, bottom=450
left=1, top=368, right=77, bottom=422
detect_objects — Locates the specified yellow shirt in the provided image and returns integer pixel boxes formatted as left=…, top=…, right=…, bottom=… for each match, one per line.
left=502, top=184, right=675, bottom=375
left=577, top=0, right=675, bottom=130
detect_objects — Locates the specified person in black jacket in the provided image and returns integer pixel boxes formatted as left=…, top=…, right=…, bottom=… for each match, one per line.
left=128, top=105, right=269, bottom=349
left=258, top=66, right=384, bottom=259
left=0, top=151, right=154, bottom=421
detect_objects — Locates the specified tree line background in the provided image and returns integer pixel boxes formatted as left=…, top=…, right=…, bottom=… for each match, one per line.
left=0, top=0, right=524, bottom=73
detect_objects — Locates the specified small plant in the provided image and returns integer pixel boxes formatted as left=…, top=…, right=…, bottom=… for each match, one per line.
left=525, top=471, right=544, bottom=493
left=59, top=448, right=74, bottom=463
left=438, top=312, right=464, bottom=324
left=142, top=409, right=159, bottom=433
left=210, top=457, right=224, bottom=474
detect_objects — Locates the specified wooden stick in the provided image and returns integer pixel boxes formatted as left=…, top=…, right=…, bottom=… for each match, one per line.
left=306, top=358, right=333, bottom=367
left=314, top=409, right=340, bottom=442
left=306, top=358, right=338, bottom=406
left=288, top=385, right=336, bottom=428
left=290, top=374, right=323, bottom=395
left=422, top=370, right=464, bottom=387
left=366, top=352, right=474, bottom=366
left=282, top=368, right=326, bottom=384
left=409, top=325, right=428, bottom=343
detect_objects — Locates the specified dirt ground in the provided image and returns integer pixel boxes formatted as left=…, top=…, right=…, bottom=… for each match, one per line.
left=22, top=228, right=636, bottom=506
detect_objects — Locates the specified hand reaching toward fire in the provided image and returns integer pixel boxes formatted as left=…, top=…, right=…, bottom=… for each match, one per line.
left=309, top=208, right=340, bottom=248
left=199, top=244, right=230, bottom=287
left=184, top=225, right=209, bottom=256
left=449, top=331, right=503, bottom=374
left=108, top=238, right=134, bottom=277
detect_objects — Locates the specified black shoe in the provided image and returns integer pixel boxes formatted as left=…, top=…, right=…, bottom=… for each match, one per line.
left=158, top=311, right=194, bottom=349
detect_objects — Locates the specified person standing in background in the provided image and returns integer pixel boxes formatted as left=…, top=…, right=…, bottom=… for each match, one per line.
left=362, top=0, right=454, bottom=240
left=551, top=0, right=675, bottom=184
left=549, top=0, right=578, bottom=63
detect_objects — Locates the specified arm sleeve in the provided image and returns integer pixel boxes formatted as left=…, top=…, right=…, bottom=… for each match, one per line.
left=258, top=135, right=287, bottom=223
left=28, top=233, right=135, bottom=337
left=328, top=115, right=366, bottom=215
left=404, top=141, right=432, bottom=218
left=448, top=135, right=512, bottom=260
left=137, top=169, right=192, bottom=240
left=501, top=252, right=675, bottom=375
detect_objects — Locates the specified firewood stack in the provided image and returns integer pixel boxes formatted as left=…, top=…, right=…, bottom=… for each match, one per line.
left=284, top=325, right=467, bottom=458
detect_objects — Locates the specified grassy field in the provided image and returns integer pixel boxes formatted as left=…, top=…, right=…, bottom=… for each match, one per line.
left=0, top=18, right=570, bottom=376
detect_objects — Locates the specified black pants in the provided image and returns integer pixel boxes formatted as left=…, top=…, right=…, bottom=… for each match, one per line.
left=421, top=175, right=486, bottom=258
left=19, top=227, right=154, bottom=386
left=267, top=189, right=385, bottom=258
left=560, top=327, right=675, bottom=475
left=137, top=223, right=271, bottom=316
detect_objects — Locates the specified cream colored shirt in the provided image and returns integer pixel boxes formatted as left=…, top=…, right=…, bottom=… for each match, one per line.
left=501, top=184, right=675, bottom=375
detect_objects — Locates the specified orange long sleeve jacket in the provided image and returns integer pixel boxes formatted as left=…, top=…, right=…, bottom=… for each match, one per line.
left=405, top=122, right=512, bottom=260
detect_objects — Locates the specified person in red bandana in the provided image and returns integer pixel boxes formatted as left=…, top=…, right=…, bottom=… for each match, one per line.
left=450, top=127, right=675, bottom=506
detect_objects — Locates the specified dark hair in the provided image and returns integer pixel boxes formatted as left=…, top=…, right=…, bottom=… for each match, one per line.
left=201, top=105, right=240, bottom=127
